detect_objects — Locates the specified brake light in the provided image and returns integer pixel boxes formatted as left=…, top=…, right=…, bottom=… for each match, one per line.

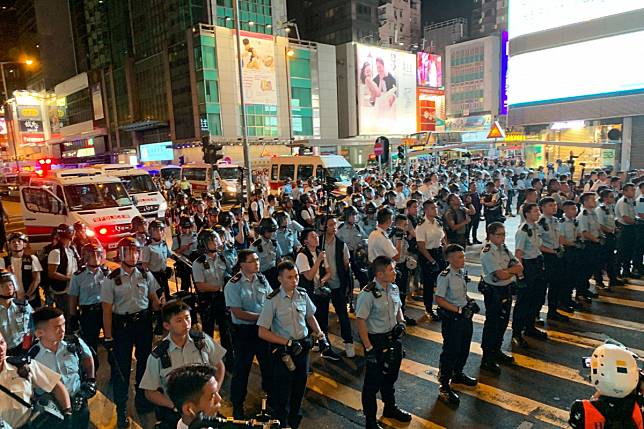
left=98, top=228, right=108, bottom=235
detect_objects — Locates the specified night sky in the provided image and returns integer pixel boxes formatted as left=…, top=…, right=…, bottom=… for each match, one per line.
left=422, top=0, right=473, bottom=26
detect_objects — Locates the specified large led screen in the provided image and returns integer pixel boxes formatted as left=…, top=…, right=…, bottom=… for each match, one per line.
left=509, top=0, right=644, bottom=39
left=417, top=53, right=442, bottom=88
left=356, top=44, right=416, bottom=135
left=508, top=30, right=644, bottom=106
left=140, top=142, right=174, bottom=162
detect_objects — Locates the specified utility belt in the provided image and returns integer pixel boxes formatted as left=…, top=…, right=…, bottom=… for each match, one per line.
left=80, top=303, right=102, bottom=313
left=113, top=309, right=150, bottom=328
left=522, top=255, right=544, bottom=264
left=368, top=330, right=402, bottom=349
left=477, top=279, right=512, bottom=295
left=616, top=222, right=636, bottom=229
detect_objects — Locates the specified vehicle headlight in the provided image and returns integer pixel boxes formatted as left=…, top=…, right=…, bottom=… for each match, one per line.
left=224, top=184, right=236, bottom=193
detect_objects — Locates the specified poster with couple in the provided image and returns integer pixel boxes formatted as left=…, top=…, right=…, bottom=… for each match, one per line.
left=356, top=44, right=416, bottom=135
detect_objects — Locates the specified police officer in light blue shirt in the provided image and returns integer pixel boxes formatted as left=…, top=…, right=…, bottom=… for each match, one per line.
left=224, top=249, right=273, bottom=419
left=576, top=192, right=602, bottom=299
left=595, top=189, right=622, bottom=288
left=251, top=217, right=283, bottom=289
left=172, top=216, right=198, bottom=291
left=274, top=211, right=301, bottom=259
left=31, top=306, right=96, bottom=429
left=0, top=271, right=32, bottom=356
left=142, top=220, right=172, bottom=300
left=615, top=184, right=639, bottom=278
left=257, top=261, right=326, bottom=429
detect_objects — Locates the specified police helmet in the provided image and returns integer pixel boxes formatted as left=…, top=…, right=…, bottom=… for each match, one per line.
left=218, top=211, right=233, bottom=228
left=352, top=194, right=365, bottom=207
left=148, top=219, right=166, bottom=234
left=7, top=232, right=28, bottom=244
left=207, top=206, right=220, bottom=217
left=230, top=205, right=244, bottom=216
left=0, top=270, right=18, bottom=293
left=363, top=187, right=374, bottom=198
left=179, top=216, right=194, bottom=229
left=365, top=201, right=377, bottom=215
left=56, top=224, right=75, bottom=240
left=385, top=190, right=396, bottom=200
left=73, top=221, right=87, bottom=232
left=131, top=215, right=146, bottom=231
left=343, top=205, right=359, bottom=220
left=198, top=228, right=219, bottom=252
left=273, top=210, right=290, bottom=228
left=590, top=344, right=639, bottom=398
left=81, top=242, right=104, bottom=263
left=257, top=217, right=278, bottom=235
left=117, top=236, right=141, bottom=263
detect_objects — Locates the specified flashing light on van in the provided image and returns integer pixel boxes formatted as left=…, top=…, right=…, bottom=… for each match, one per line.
left=98, top=227, right=108, bottom=235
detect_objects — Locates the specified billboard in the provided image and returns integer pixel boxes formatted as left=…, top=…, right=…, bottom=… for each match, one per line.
left=356, top=44, right=416, bottom=135
left=236, top=31, right=277, bottom=105
left=508, top=30, right=644, bottom=106
left=509, top=0, right=644, bottom=39
left=417, top=53, right=442, bottom=88
left=140, top=141, right=174, bottom=162
left=417, top=88, right=445, bottom=132
left=499, top=31, right=509, bottom=115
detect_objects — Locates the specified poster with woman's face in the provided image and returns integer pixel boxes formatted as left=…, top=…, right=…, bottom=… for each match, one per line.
left=356, top=44, right=417, bottom=135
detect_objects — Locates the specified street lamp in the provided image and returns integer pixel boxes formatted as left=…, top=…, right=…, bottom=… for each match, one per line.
left=281, top=19, right=300, bottom=40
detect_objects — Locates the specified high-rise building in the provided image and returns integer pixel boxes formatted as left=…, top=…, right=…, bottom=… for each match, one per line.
left=377, top=0, right=421, bottom=49
left=470, top=0, right=507, bottom=38
left=423, top=18, right=468, bottom=58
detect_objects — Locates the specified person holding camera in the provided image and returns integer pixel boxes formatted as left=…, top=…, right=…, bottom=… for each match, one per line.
left=257, top=261, right=327, bottom=429
left=356, top=255, right=412, bottom=429
left=435, top=244, right=479, bottom=407
left=389, top=214, right=416, bottom=325
left=415, top=200, right=446, bottom=322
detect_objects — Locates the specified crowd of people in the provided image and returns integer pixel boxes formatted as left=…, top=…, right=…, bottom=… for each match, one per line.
left=0, top=156, right=643, bottom=429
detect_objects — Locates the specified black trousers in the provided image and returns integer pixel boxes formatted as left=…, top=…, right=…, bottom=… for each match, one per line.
left=512, top=257, right=544, bottom=335
left=543, top=253, right=564, bottom=311
left=231, top=325, right=271, bottom=410
left=468, top=214, right=481, bottom=242
left=198, top=291, right=233, bottom=354
left=79, top=304, right=102, bottom=369
left=362, top=333, right=403, bottom=420
left=420, top=248, right=445, bottom=313
left=350, top=255, right=369, bottom=288
left=594, top=234, right=618, bottom=283
left=579, top=243, right=601, bottom=291
left=636, top=223, right=644, bottom=272
left=481, top=284, right=512, bottom=357
left=151, top=270, right=171, bottom=300
left=110, top=310, right=153, bottom=415
left=561, top=246, right=581, bottom=300
left=616, top=224, right=637, bottom=273
left=269, top=343, right=310, bottom=429
left=176, top=261, right=192, bottom=291
left=312, top=287, right=353, bottom=343
left=71, top=401, right=90, bottom=429
left=439, top=311, right=473, bottom=381
left=395, top=263, right=410, bottom=313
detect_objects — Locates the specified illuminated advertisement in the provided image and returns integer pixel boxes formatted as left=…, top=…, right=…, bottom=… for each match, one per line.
left=417, top=88, right=445, bottom=132
left=499, top=30, right=508, bottom=115
left=509, top=0, right=644, bottom=39
left=140, top=141, right=174, bottom=162
left=356, top=44, right=416, bottom=135
left=508, top=30, right=644, bottom=106
left=236, top=31, right=277, bottom=105
left=417, top=53, right=442, bottom=88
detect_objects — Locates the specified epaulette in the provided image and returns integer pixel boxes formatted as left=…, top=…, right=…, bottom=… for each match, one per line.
left=582, top=209, right=589, bottom=215
left=482, top=243, right=491, bottom=253
left=256, top=272, right=270, bottom=286
left=252, top=238, right=262, bottom=247
left=600, top=205, right=609, bottom=214
left=6, top=355, right=31, bottom=379
left=538, top=217, right=547, bottom=226
left=189, top=330, right=206, bottom=351
left=639, top=197, right=644, bottom=203
left=74, top=266, right=87, bottom=276
left=151, top=339, right=172, bottom=369
left=296, top=287, right=308, bottom=295
left=521, top=223, right=530, bottom=232
left=108, top=268, right=122, bottom=279
left=64, top=334, right=82, bottom=358
left=99, top=265, right=110, bottom=276
left=361, top=281, right=381, bottom=298
left=195, top=254, right=207, bottom=264
left=267, top=288, right=280, bottom=299
left=439, top=268, right=450, bottom=276
left=229, top=272, right=242, bottom=283
left=27, top=343, right=40, bottom=359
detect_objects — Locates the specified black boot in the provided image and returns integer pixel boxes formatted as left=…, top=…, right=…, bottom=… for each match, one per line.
left=480, top=357, right=501, bottom=374
left=438, top=382, right=460, bottom=407
left=382, top=406, right=412, bottom=422
left=452, top=373, right=478, bottom=387
left=496, top=350, right=515, bottom=365
left=365, top=417, right=384, bottom=429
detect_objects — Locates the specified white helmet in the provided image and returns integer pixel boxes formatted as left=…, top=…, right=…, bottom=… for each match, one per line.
left=590, top=344, right=639, bottom=398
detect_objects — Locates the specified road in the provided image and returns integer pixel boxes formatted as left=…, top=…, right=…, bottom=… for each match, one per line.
left=3, top=201, right=643, bottom=428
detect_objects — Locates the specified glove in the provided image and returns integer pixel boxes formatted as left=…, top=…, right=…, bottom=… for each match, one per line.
left=286, top=340, right=303, bottom=356
left=461, top=300, right=480, bottom=319
left=81, top=379, right=97, bottom=399
left=392, top=323, right=406, bottom=340
left=365, top=347, right=378, bottom=366
left=103, top=338, right=114, bottom=353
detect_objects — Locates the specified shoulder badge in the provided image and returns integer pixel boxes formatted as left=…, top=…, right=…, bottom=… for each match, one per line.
left=252, top=238, right=262, bottom=247
left=6, top=355, right=31, bottom=379
left=230, top=272, right=242, bottom=283
left=99, top=265, right=110, bottom=276
left=538, top=217, right=547, bottom=226
left=296, top=286, right=308, bottom=295
left=440, top=268, right=450, bottom=276
left=74, top=266, right=87, bottom=276
left=639, top=197, right=644, bottom=203
left=196, top=254, right=207, bottom=264
left=267, top=288, right=280, bottom=299
left=361, top=281, right=382, bottom=298
left=521, top=223, right=530, bottom=232
left=64, top=334, right=82, bottom=358
left=108, top=268, right=121, bottom=279
left=27, top=343, right=40, bottom=359
left=482, top=243, right=491, bottom=253
left=151, top=339, right=172, bottom=369
left=583, top=209, right=589, bottom=215
left=189, top=330, right=206, bottom=351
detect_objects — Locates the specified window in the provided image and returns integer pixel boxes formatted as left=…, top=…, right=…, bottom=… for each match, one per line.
left=271, top=164, right=278, bottom=180
left=22, top=188, right=63, bottom=214
left=297, top=164, right=313, bottom=180
left=279, top=164, right=295, bottom=180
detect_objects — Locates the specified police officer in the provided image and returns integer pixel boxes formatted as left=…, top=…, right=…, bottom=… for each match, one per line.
left=0, top=270, right=33, bottom=356
left=537, top=197, right=569, bottom=322
left=131, top=215, right=148, bottom=247
left=67, top=243, right=108, bottom=367
left=435, top=244, right=479, bottom=406
left=192, top=229, right=231, bottom=352
left=356, top=255, right=412, bottom=429
left=172, top=216, right=198, bottom=292
left=512, top=203, right=547, bottom=348
left=30, top=307, right=96, bottom=428
left=257, top=260, right=327, bottom=429
left=142, top=220, right=172, bottom=300
left=101, top=237, right=163, bottom=428
left=559, top=200, right=582, bottom=311
left=415, top=200, right=446, bottom=321
left=595, top=189, right=622, bottom=288
left=274, top=211, right=300, bottom=260
left=47, top=224, right=80, bottom=312
left=361, top=202, right=378, bottom=236
left=577, top=192, right=602, bottom=300
left=0, top=232, right=42, bottom=307
left=337, top=206, right=368, bottom=287
left=0, top=330, right=72, bottom=429
left=231, top=206, right=252, bottom=250
left=615, top=183, right=639, bottom=279
left=139, top=300, right=226, bottom=429
left=479, top=222, right=523, bottom=374
left=224, top=249, right=273, bottom=419
left=251, top=217, right=283, bottom=289
left=389, top=214, right=416, bottom=325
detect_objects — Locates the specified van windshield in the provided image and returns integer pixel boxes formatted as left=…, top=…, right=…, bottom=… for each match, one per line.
left=160, top=168, right=181, bottom=182
left=117, top=174, right=157, bottom=194
left=326, top=166, right=354, bottom=182
left=182, top=168, right=207, bottom=181
left=218, top=168, right=239, bottom=180
left=64, top=183, right=132, bottom=210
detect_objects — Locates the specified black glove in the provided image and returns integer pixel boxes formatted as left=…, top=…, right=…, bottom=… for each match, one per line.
left=81, top=379, right=97, bottom=399
left=103, top=338, right=114, bottom=353
left=365, top=347, right=378, bottom=366
left=392, top=323, right=406, bottom=340
left=286, top=340, right=303, bottom=356
left=461, top=300, right=480, bottom=319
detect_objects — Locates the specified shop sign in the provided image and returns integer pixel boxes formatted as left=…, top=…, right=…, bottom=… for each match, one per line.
left=20, top=119, right=43, bottom=133
left=17, top=105, right=42, bottom=120
left=505, top=132, right=526, bottom=142
left=446, top=114, right=491, bottom=132
left=601, top=149, right=615, bottom=166
left=21, top=133, right=45, bottom=144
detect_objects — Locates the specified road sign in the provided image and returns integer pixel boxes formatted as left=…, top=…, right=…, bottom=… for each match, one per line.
left=374, top=141, right=384, bottom=156
left=487, top=121, right=506, bottom=139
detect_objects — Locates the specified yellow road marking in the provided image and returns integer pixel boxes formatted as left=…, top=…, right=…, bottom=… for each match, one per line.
left=326, top=334, right=569, bottom=428
left=622, top=284, right=644, bottom=292
left=89, top=391, right=144, bottom=429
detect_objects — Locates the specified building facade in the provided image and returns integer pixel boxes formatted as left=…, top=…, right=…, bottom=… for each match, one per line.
left=470, top=0, right=507, bottom=38
left=377, top=0, right=421, bottom=49
left=423, top=18, right=468, bottom=59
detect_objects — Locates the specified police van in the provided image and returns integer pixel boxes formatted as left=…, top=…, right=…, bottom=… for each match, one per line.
left=267, top=155, right=354, bottom=196
left=181, top=163, right=214, bottom=194
left=21, top=168, right=142, bottom=251
left=91, top=164, right=167, bottom=219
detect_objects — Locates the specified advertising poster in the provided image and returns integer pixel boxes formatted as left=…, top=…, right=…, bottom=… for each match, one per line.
left=417, top=88, right=445, bottom=132
left=417, top=53, right=442, bottom=88
left=356, top=44, right=416, bottom=135
left=236, top=31, right=278, bottom=105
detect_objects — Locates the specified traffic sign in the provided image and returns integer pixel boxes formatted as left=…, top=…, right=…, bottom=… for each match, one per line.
left=374, top=141, right=384, bottom=156
left=487, top=121, right=506, bottom=139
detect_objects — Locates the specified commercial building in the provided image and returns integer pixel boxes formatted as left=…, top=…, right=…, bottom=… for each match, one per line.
left=377, top=0, right=422, bottom=49
left=423, top=18, right=468, bottom=59
left=470, top=0, right=507, bottom=38
left=507, top=3, right=644, bottom=170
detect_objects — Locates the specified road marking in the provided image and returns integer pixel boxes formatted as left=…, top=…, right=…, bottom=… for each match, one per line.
left=326, top=334, right=569, bottom=428
left=88, top=391, right=144, bottom=429
left=622, top=284, right=644, bottom=292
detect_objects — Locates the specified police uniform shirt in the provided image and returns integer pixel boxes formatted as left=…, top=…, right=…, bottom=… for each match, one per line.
left=561, top=217, right=578, bottom=244
left=0, top=300, right=33, bottom=349
left=275, top=228, right=299, bottom=256
left=436, top=267, right=468, bottom=307
left=595, top=204, right=616, bottom=231
left=192, top=254, right=227, bottom=288
left=367, top=227, right=397, bottom=262
left=172, top=233, right=197, bottom=256
left=414, top=217, right=445, bottom=249
left=0, top=357, right=61, bottom=428
left=515, top=222, right=542, bottom=259
left=257, top=287, right=316, bottom=340
left=100, top=268, right=160, bottom=315
left=615, top=196, right=636, bottom=225
left=577, top=208, right=601, bottom=240
left=31, top=337, right=92, bottom=397
left=251, top=237, right=282, bottom=271
left=361, top=218, right=377, bottom=236
left=0, top=255, right=42, bottom=295
left=141, top=240, right=171, bottom=272
left=355, top=281, right=401, bottom=334
left=224, top=273, right=273, bottom=325
left=336, top=222, right=366, bottom=252
left=139, top=333, right=226, bottom=393
left=47, top=247, right=78, bottom=278
left=636, top=193, right=644, bottom=218
left=68, top=267, right=107, bottom=306
left=537, top=215, right=561, bottom=250
left=480, top=243, right=516, bottom=286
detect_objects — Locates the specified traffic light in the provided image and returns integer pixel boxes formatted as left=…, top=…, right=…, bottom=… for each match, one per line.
left=397, top=145, right=405, bottom=160
left=376, top=136, right=389, bottom=164
left=202, top=135, right=224, bottom=165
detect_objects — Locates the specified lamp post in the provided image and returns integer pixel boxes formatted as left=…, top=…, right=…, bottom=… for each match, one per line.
left=1, top=60, right=33, bottom=171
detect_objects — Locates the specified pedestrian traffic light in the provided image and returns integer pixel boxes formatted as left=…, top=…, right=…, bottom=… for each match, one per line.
left=397, top=145, right=405, bottom=160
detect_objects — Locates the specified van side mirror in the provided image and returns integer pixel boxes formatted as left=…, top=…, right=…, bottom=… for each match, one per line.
left=131, top=196, right=138, bottom=206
